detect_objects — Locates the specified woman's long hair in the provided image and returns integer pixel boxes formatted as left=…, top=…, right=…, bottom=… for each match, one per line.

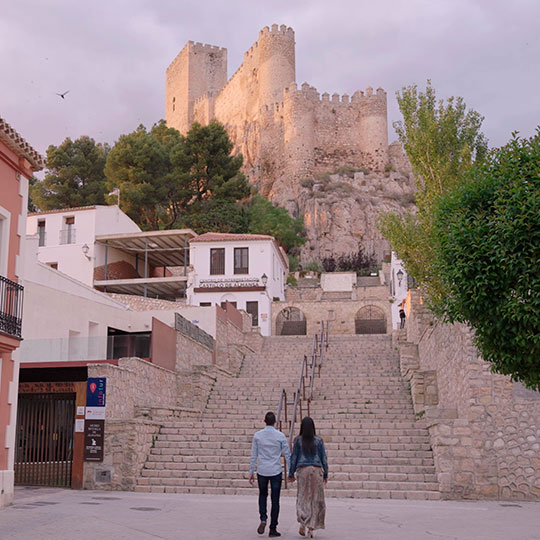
left=299, top=416, right=316, bottom=456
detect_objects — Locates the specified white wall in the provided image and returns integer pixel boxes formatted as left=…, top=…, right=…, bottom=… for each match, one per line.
left=187, top=238, right=287, bottom=336
left=26, top=206, right=140, bottom=286
left=390, top=252, right=409, bottom=329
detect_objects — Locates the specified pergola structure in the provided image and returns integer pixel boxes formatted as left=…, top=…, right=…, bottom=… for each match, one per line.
left=93, top=229, right=197, bottom=299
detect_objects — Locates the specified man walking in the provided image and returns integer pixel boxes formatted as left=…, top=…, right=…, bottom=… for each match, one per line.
left=249, top=411, right=291, bottom=537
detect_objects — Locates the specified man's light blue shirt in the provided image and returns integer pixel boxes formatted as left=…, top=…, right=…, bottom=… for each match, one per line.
left=249, top=425, right=291, bottom=477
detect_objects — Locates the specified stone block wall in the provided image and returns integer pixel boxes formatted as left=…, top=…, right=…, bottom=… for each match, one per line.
left=84, top=358, right=177, bottom=490
left=274, top=284, right=391, bottom=335
left=398, top=291, right=540, bottom=500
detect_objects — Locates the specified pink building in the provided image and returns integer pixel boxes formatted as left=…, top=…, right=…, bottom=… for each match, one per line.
left=0, top=117, right=44, bottom=506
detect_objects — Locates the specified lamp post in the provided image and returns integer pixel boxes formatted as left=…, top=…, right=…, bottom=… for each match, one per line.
left=261, top=273, right=268, bottom=287
left=81, top=243, right=91, bottom=259
left=397, top=268, right=404, bottom=288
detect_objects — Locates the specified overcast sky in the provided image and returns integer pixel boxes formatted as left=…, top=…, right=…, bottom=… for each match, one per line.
left=2, top=0, right=539, bottom=160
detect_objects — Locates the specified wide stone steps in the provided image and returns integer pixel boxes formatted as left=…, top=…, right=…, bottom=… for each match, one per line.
left=135, top=334, right=440, bottom=500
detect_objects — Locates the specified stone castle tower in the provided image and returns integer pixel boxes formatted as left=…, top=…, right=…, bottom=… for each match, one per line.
left=166, top=25, right=389, bottom=208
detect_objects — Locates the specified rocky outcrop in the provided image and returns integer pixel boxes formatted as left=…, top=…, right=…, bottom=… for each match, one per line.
left=294, top=167, right=416, bottom=263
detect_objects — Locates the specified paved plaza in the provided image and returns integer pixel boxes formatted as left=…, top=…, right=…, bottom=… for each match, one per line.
left=1, top=487, right=539, bottom=540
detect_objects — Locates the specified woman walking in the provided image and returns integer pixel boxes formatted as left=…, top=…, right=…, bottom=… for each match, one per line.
left=288, top=417, right=328, bottom=538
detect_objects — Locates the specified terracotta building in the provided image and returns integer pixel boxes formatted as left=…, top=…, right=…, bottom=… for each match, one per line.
left=0, top=117, right=44, bottom=506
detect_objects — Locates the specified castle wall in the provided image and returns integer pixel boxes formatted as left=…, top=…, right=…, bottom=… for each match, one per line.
left=166, top=42, right=227, bottom=134
left=166, top=25, right=390, bottom=206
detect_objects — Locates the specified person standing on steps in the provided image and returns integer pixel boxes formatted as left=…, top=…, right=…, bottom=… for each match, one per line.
left=249, top=411, right=291, bottom=537
left=399, top=302, right=406, bottom=329
left=288, top=416, right=328, bottom=538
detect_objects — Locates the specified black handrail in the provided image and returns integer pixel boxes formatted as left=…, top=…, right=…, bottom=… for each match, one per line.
left=0, top=275, right=24, bottom=339
left=275, top=321, right=329, bottom=487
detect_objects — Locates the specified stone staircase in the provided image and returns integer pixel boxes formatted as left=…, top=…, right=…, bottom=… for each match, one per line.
left=135, top=334, right=440, bottom=499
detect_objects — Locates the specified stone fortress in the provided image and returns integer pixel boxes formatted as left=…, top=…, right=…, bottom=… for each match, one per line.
left=165, top=25, right=391, bottom=207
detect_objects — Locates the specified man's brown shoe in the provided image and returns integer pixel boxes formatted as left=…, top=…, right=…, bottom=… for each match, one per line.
left=257, top=521, right=267, bottom=534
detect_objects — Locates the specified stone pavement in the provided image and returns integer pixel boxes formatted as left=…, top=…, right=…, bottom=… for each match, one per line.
left=1, top=487, right=539, bottom=540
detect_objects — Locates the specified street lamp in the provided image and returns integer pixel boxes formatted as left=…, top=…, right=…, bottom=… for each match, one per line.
left=82, top=243, right=91, bottom=259
left=261, top=273, right=268, bottom=287
left=397, top=268, right=404, bottom=287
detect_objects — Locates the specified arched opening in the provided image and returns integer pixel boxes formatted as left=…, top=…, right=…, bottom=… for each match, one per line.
left=276, top=307, right=307, bottom=336
left=355, top=305, right=386, bottom=334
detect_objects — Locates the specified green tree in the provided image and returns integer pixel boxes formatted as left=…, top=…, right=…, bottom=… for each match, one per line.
left=182, top=199, right=248, bottom=234
left=434, top=131, right=540, bottom=389
left=177, top=121, right=250, bottom=203
left=379, top=81, right=488, bottom=308
left=31, top=136, right=109, bottom=210
left=245, top=195, right=305, bottom=251
left=106, top=120, right=249, bottom=230
left=105, top=121, right=190, bottom=229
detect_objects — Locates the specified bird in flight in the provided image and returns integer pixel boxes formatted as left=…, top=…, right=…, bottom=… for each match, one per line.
left=56, top=90, right=69, bottom=99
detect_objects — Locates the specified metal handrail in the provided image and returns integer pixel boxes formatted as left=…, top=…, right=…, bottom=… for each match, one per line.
left=275, top=321, right=330, bottom=487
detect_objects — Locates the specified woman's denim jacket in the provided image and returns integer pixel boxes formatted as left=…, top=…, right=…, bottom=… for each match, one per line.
left=288, top=435, right=328, bottom=479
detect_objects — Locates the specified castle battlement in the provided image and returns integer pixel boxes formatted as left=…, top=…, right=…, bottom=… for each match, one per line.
left=259, top=24, right=295, bottom=37
left=166, top=25, right=389, bottom=202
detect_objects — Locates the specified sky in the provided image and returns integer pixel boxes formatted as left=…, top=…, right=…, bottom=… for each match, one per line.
left=2, top=0, right=539, bottom=160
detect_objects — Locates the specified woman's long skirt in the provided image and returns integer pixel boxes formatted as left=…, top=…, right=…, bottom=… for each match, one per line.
left=296, top=466, right=326, bottom=530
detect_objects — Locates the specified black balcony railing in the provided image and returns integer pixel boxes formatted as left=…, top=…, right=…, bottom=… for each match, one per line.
left=0, top=275, right=24, bottom=339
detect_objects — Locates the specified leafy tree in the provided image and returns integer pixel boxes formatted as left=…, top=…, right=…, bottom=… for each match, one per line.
left=245, top=195, right=305, bottom=251
left=105, top=121, right=190, bottom=230
left=434, top=131, right=540, bottom=389
left=379, top=81, right=488, bottom=308
left=27, top=177, right=39, bottom=213
left=176, top=121, right=250, bottom=203
left=182, top=199, right=248, bottom=234
left=106, top=120, right=250, bottom=230
left=31, top=136, right=109, bottom=210
left=321, top=247, right=377, bottom=275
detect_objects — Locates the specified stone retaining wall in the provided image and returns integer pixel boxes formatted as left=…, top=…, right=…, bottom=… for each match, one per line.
left=398, top=291, right=540, bottom=500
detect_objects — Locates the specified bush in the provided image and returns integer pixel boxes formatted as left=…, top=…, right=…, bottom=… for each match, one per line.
left=286, top=275, right=298, bottom=286
left=434, top=131, right=540, bottom=389
left=288, top=254, right=300, bottom=272
left=305, top=260, right=323, bottom=273
left=321, top=246, right=377, bottom=274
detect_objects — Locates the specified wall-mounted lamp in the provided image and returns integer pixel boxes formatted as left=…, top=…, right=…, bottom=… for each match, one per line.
left=397, top=268, right=404, bottom=287
left=82, top=243, right=91, bottom=259
left=261, top=273, right=268, bottom=287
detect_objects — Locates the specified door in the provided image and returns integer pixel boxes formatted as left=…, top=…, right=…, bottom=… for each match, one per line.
left=246, top=301, right=259, bottom=326
left=15, top=393, right=75, bottom=487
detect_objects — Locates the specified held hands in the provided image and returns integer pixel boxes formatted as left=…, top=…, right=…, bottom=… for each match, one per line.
left=249, top=473, right=255, bottom=486
left=288, top=475, right=295, bottom=483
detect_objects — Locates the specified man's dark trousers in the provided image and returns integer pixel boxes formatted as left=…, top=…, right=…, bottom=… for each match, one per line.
left=257, top=472, right=282, bottom=531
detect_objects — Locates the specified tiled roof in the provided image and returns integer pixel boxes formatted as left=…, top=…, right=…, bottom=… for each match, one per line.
left=0, top=116, right=44, bottom=171
left=28, top=205, right=98, bottom=217
left=190, top=232, right=274, bottom=243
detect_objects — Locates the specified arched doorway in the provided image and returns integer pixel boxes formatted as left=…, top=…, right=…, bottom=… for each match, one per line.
left=355, top=305, right=386, bottom=334
left=276, top=307, right=307, bottom=335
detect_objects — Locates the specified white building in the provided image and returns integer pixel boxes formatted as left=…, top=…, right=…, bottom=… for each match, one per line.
left=187, top=233, right=288, bottom=336
left=19, top=235, right=219, bottom=364
left=389, top=251, right=409, bottom=329
left=27, top=206, right=196, bottom=300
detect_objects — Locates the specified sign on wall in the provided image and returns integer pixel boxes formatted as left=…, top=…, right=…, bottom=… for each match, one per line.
left=84, top=420, right=104, bottom=462
left=84, top=377, right=106, bottom=462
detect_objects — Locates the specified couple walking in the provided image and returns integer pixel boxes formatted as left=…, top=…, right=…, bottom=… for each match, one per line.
left=249, top=412, right=328, bottom=538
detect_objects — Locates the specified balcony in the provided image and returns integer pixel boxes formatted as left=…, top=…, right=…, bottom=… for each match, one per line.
left=59, top=228, right=76, bottom=245
left=19, top=333, right=152, bottom=363
left=0, top=275, right=24, bottom=339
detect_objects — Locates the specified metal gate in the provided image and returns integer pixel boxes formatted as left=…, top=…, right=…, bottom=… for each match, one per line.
left=281, top=320, right=307, bottom=335
left=355, top=306, right=386, bottom=334
left=15, top=393, right=75, bottom=487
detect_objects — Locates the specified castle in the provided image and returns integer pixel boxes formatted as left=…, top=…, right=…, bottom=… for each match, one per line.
left=166, top=25, right=389, bottom=206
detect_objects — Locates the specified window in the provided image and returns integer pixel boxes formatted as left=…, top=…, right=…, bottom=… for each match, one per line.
left=234, top=247, right=249, bottom=274
left=37, top=220, right=46, bottom=247
left=210, top=248, right=225, bottom=275
left=60, top=216, right=76, bottom=245
left=246, top=301, right=259, bottom=326
left=200, top=302, right=211, bottom=307
left=221, top=301, right=237, bottom=310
